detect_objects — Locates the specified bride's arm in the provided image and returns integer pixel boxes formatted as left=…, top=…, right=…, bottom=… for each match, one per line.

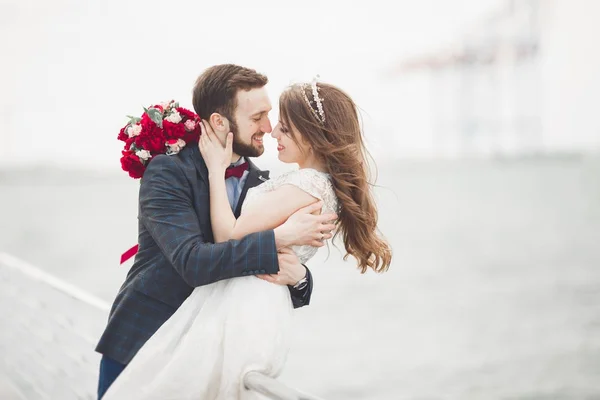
left=198, top=124, right=237, bottom=243
left=207, top=172, right=318, bottom=243
left=199, top=123, right=320, bottom=243
left=227, top=184, right=319, bottom=241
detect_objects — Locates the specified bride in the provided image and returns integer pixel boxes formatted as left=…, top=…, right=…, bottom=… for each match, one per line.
left=102, top=80, right=392, bottom=399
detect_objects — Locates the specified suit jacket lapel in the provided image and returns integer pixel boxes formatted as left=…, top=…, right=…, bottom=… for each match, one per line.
left=234, top=158, right=269, bottom=218
left=182, top=145, right=213, bottom=241
left=188, top=145, right=209, bottom=184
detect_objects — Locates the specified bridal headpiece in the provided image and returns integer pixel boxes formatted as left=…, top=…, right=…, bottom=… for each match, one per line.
left=298, top=76, right=325, bottom=125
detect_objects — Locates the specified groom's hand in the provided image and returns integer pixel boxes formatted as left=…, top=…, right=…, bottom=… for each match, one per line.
left=273, top=201, right=337, bottom=249
left=257, top=247, right=306, bottom=286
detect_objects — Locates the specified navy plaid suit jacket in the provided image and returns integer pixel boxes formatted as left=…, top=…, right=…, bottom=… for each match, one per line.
left=95, top=145, right=313, bottom=365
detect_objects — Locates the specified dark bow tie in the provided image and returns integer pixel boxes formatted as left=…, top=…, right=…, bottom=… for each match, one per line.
left=225, top=162, right=249, bottom=179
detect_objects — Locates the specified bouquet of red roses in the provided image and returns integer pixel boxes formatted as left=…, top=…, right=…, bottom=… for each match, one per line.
left=118, top=100, right=202, bottom=178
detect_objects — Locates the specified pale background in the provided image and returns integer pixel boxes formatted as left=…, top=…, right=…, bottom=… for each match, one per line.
left=1, top=0, right=599, bottom=399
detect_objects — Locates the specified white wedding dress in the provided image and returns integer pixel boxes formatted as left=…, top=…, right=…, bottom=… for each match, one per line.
left=103, top=168, right=338, bottom=400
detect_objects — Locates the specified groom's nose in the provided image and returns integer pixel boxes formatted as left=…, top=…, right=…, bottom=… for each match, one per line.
left=260, top=117, right=272, bottom=134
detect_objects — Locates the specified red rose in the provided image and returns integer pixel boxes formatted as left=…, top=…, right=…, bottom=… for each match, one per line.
left=120, top=151, right=146, bottom=179
left=140, top=113, right=155, bottom=129
left=176, top=107, right=198, bottom=121
left=124, top=136, right=135, bottom=150
left=163, top=120, right=186, bottom=140
left=134, top=119, right=165, bottom=152
left=182, top=128, right=200, bottom=145
left=134, top=132, right=165, bottom=153
left=118, top=124, right=129, bottom=142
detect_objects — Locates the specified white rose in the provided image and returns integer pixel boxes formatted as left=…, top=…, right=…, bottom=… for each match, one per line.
left=135, top=149, right=152, bottom=161
left=127, top=124, right=142, bottom=137
left=165, top=110, right=182, bottom=124
left=184, top=119, right=196, bottom=131
left=165, top=139, right=186, bottom=155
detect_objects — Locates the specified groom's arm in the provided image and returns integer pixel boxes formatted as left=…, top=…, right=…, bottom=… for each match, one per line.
left=139, top=155, right=279, bottom=287
left=264, top=248, right=313, bottom=308
left=288, top=265, right=313, bottom=308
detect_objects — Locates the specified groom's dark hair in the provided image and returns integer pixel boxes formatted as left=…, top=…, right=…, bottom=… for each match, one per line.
left=192, top=64, right=268, bottom=122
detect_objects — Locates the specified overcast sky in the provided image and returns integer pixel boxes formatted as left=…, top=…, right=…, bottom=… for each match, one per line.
left=1, top=0, right=504, bottom=169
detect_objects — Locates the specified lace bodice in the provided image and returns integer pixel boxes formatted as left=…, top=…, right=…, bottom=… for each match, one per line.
left=242, top=168, right=338, bottom=263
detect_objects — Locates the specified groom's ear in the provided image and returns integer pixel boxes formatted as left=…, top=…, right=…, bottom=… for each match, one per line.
left=208, top=113, right=230, bottom=133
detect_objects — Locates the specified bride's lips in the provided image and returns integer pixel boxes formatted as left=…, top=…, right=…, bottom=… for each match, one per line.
left=277, top=143, right=285, bottom=151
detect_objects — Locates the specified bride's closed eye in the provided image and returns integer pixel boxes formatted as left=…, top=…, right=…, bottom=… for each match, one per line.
left=278, top=122, right=289, bottom=134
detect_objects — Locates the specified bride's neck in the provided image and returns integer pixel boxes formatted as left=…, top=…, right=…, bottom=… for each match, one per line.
left=298, top=157, right=326, bottom=173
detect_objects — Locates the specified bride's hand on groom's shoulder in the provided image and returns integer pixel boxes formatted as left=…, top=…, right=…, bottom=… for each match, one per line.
left=198, top=120, right=232, bottom=176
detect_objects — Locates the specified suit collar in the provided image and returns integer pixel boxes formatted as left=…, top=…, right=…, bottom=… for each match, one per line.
left=190, top=147, right=269, bottom=184
left=246, top=157, right=268, bottom=179
left=234, top=157, right=269, bottom=217
left=187, top=146, right=270, bottom=211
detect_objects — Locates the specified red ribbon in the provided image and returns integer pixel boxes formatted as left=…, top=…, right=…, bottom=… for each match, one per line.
left=120, top=244, right=139, bottom=265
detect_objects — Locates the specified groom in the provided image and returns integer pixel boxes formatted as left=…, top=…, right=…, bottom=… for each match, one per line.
left=95, top=64, right=337, bottom=398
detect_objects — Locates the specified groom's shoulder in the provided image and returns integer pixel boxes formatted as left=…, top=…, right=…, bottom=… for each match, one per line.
left=145, top=154, right=181, bottom=173
left=144, top=149, right=194, bottom=178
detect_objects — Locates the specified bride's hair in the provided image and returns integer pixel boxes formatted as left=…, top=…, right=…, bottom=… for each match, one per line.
left=279, top=83, right=392, bottom=273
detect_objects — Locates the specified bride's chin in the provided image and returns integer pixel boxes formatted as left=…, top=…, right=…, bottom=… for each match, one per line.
left=278, top=155, right=293, bottom=164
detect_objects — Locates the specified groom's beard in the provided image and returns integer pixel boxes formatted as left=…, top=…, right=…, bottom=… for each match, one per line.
left=229, top=118, right=264, bottom=158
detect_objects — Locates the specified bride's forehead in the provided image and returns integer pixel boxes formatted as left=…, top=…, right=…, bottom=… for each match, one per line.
left=235, top=88, right=272, bottom=115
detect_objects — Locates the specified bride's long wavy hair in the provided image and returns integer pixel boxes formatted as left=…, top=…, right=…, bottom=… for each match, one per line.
left=279, top=83, right=392, bottom=273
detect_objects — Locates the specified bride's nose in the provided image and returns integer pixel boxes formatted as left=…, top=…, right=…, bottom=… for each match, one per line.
left=271, top=124, right=281, bottom=139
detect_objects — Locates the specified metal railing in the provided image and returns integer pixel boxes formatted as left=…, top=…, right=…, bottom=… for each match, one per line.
left=0, top=252, right=328, bottom=400
left=244, top=372, right=326, bottom=400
